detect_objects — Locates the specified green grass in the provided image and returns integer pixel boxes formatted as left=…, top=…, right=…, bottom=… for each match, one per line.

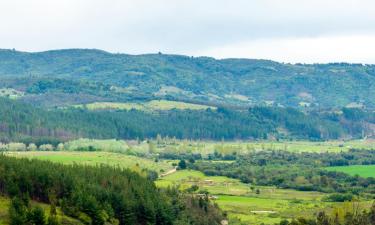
left=146, top=139, right=375, bottom=156
left=326, top=165, right=375, bottom=178
left=156, top=170, right=342, bottom=224
left=6, top=151, right=174, bottom=174
left=76, top=100, right=215, bottom=111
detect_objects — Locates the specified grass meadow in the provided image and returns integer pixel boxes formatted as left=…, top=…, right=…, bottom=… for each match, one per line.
left=326, top=165, right=375, bottom=178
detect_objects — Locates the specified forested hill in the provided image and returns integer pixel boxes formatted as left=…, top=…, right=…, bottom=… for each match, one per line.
left=0, top=49, right=374, bottom=108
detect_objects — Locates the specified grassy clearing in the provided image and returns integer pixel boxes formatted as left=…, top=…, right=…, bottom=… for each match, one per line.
left=6, top=151, right=174, bottom=174
left=326, top=165, right=375, bottom=178
left=76, top=100, right=215, bottom=111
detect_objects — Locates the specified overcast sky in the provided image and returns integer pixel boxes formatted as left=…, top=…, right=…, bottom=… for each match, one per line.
left=1, top=0, right=375, bottom=63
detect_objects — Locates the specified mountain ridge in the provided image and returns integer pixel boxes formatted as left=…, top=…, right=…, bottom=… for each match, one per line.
left=0, top=48, right=374, bottom=108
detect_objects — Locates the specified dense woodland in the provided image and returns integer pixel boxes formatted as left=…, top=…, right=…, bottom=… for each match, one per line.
left=0, top=155, right=224, bottom=225
left=0, top=97, right=374, bottom=144
left=0, top=49, right=375, bottom=108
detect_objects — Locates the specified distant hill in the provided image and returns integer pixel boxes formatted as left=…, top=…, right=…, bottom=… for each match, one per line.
left=0, top=49, right=374, bottom=108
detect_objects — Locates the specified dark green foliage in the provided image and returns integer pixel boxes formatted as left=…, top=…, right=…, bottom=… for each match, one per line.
left=1, top=98, right=373, bottom=143
left=0, top=49, right=375, bottom=108
left=9, top=197, right=47, bottom=225
left=27, top=206, right=46, bottom=225
left=178, top=160, right=187, bottom=170
left=323, top=193, right=353, bottom=202
left=9, top=197, right=28, bottom=225
left=0, top=155, right=224, bottom=225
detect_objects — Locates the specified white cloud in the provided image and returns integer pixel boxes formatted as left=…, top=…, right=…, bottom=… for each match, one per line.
left=0, top=0, right=375, bottom=63
left=195, top=35, right=375, bottom=64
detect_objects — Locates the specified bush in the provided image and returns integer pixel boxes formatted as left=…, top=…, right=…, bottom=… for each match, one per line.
left=323, top=193, right=353, bottom=202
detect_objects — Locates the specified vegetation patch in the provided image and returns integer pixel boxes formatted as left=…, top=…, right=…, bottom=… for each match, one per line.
left=77, top=100, right=215, bottom=111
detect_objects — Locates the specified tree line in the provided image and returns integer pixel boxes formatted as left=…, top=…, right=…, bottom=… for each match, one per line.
left=1, top=98, right=373, bottom=144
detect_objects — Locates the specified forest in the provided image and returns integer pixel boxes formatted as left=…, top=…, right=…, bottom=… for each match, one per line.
left=0, top=155, right=224, bottom=225
left=0, top=97, right=374, bottom=144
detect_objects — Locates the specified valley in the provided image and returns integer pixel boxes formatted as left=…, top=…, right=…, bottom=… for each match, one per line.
left=2, top=138, right=374, bottom=224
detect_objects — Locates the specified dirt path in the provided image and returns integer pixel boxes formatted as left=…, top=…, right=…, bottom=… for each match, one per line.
left=160, top=167, right=177, bottom=177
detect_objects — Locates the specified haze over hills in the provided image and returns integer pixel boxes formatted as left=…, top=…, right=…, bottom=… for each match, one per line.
left=0, top=48, right=374, bottom=109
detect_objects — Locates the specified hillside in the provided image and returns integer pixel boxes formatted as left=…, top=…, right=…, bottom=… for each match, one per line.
left=0, top=49, right=374, bottom=108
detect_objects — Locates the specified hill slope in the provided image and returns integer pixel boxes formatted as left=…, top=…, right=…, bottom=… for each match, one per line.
left=0, top=49, right=374, bottom=108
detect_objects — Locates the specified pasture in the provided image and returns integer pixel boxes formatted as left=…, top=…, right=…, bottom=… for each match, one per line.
left=326, top=165, right=375, bottom=178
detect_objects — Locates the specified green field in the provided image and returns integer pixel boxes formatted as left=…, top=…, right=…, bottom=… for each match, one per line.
left=6, top=151, right=174, bottom=174
left=4, top=138, right=374, bottom=155
left=76, top=100, right=215, bottom=111
left=326, top=165, right=375, bottom=178
left=143, top=139, right=375, bottom=156
left=156, top=170, right=364, bottom=224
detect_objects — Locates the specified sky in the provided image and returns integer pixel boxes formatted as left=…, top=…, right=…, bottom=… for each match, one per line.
left=1, top=0, right=375, bottom=63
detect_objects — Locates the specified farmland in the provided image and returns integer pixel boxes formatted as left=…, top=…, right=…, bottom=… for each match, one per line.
left=5, top=139, right=375, bottom=225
